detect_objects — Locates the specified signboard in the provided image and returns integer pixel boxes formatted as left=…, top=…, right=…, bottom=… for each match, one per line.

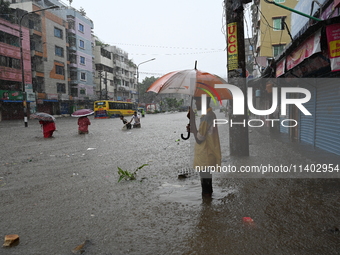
left=47, top=94, right=58, bottom=100
left=227, top=22, right=238, bottom=71
left=26, top=92, right=36, bottom=102
left=326, top=23, right=340, bottom=71
left=286, top=29, right=321, bottom=70
left=276, top=59, right=286, bottom=77
left=0, top=90, right=23, bottom=100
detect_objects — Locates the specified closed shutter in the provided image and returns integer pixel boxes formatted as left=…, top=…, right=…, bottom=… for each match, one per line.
left=299, top=84, right=316, bottom=145
left=315, top=81, right=340, bottom=155
left=280, top=92, right=290, bottom=134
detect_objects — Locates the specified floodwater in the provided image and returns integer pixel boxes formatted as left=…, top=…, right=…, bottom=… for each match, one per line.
left=0, top=112, right=339, bottom=254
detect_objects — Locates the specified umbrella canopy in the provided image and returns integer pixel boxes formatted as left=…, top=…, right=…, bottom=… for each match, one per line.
left=71, top=109, right=94, bottom=117
left=30, top=112, right=55, bottom=122
left=147, top=68, right=232, bottom=105
left=146, top=62, right=232, bottom=140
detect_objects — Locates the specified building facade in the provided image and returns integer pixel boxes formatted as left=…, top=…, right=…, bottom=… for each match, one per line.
left=4, top=0, right=96, bottom=117
left=251, top=0, right=298, bottom=78
left=0, top=12, right=31, bottom=120
left=64, top=7, right=95, bottom=110
left=252, top=0, right=340, bottom=156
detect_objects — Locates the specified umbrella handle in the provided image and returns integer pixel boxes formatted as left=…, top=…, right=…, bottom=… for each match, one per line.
left=181, top=132, right=190, bottom=140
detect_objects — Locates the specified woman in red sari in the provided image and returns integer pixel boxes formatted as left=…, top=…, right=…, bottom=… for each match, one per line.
left=78, top=116, right=91, bottom=134
left=39, top=121, right=56, bottom=138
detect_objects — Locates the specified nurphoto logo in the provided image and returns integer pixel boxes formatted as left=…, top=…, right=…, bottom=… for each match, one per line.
left=200, top=84, right=312, bottom=128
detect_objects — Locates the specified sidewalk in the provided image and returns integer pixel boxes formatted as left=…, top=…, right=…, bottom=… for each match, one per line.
left=219, top=123, right=340, bottom=178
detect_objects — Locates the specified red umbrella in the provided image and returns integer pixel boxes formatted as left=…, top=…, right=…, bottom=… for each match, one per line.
left=71, top=109, right=94, bottom=117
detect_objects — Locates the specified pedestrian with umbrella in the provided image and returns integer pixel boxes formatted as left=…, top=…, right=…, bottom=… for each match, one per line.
left=30, top=112, right=56, bottom=138
left=187, top=96, right=221, bottom=197
left=147, top=61, right=231, bottom=197
left=71, top=109, right=94, bottom=134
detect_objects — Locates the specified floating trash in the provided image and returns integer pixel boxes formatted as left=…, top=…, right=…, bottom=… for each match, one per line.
left=243, top=217, right=253, bottom=222
left=177, top=168, right=197, bottom=179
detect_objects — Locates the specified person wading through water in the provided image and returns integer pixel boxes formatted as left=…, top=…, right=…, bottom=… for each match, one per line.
left=187, top=96, right=221, bottom=197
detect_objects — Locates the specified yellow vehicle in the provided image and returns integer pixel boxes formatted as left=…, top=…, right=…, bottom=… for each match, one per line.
left=94, top=100, right=137, bottom=119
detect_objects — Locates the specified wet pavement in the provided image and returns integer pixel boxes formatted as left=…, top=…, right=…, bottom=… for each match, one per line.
left=0, top=111, right=340, bottom=254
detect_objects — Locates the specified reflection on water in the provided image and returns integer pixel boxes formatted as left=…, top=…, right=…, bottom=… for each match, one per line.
left=158, top=179, right=239, bottom=208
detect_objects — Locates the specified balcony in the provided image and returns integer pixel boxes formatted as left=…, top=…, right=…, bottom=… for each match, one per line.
left=31, top=50, right=43, bottom=57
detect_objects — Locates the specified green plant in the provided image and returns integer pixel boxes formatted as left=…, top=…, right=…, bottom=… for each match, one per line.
left=117, top=164, right=148, bottom=182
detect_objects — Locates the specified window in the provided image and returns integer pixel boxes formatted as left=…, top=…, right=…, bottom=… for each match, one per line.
left=273, top=44, right=285, bottom=57
left=71, top=88, right=78, bottom=97
left=55, top=46, right=64, bottom=57
left=54, top=27, right=63, bottom=39
left=80, top=72, right=86, bottom=80
left=80, top=56, right=85, bottom=65
left=0, top=31, right=19, bottom=47
left=78, top=23, right=84, bottom=33
left=273, top=18, right=284, bottom=31
left=57, top=83, right=66, bottom=93
left=0, top=55, right=20, bottom=69
left=80, top=89, right=86, bottom=95
left=79, top=40, right=85, bottom=49
left=55, top=65, right=64, bottom=75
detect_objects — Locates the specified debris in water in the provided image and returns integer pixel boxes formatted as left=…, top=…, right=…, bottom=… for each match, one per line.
left=72, top=240, right=91, bottom=254
left=177, top=168, right=196, bottom=179
left=329, top=226, right=339, bottom=234
left=3, top=234, right=19, bottom=247
left=243, top=217, right=255, bottom=225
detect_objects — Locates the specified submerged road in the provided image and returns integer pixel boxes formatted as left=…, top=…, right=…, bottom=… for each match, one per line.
left=0, top=112, right=339, bottom=254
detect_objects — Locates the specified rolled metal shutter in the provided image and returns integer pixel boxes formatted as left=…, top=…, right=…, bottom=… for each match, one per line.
left=315, top=81, right=340, bottom=155
left=280, top=92, right=290, bottom=134
left=299, top=84, right=316, bottom=145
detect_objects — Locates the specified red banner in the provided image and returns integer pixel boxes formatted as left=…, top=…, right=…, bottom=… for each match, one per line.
left=276, top=59, right=285, bottom=77
left=326, top=23, right=340, bottom=71
left=286, top=29, right=321, bottom=71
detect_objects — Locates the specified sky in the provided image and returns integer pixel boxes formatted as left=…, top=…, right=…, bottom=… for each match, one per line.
left=69, top=0, right=234, bottom=81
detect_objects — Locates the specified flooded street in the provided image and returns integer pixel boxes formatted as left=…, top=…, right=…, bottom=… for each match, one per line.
left=1, top=112, right=340, bottom=254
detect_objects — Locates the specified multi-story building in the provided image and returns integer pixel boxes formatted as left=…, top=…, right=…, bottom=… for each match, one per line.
left=0, top=10, right=31, bottom=120
left=7, top=0, right=95, bottom=116
left=9, top=0, right=70, bottom=114
left=251, top=0, right=298, bottom=77
left=64, top=7, right=95, bottom=110
left=109, top=45, right=137, bottom=102
left=93, top=43, right=114, bottom=101
left=251, top=0, right=340, bottom=155
left=94, top=43, right=137, bottom=102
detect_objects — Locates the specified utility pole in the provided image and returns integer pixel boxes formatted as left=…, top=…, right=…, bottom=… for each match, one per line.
left=98, top=70, right=102, bottom=100
left=225, top=0, right=250, bottom=156
left=19, top=5, right=59, bottom=127
left=104, top=71, right=108, bottom=100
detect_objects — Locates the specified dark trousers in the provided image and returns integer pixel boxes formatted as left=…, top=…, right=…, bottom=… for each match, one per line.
left=201, top=178, right=213, bottom=195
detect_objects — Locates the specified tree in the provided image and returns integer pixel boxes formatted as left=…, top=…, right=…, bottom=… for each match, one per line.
left=164, top=97, right=184, bottom=111
left=0, top=1, right=15, bottom=22
left=79, top=7, right=86, bottom=16
left=138, top=76, right=159, bottom=104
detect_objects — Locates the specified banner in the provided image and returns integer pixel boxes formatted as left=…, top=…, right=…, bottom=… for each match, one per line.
left=227, top=22, right=238, bottom=71
left=0, top=90, right=23, bottom=101
left=286, top=29, right=321, bottom=70
left=276, top=59, right=285, bottom=77
left=326, top=23, right=340, bottom=72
